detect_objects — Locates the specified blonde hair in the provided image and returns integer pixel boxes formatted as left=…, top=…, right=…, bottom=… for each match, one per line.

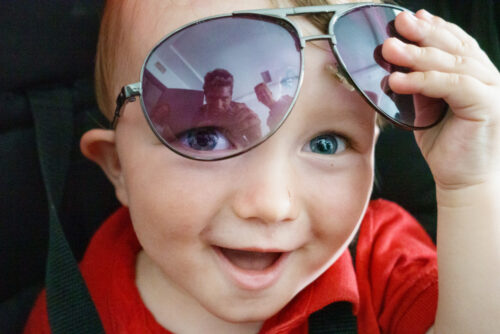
left=95, top=1, right=147, bottom=119
left=94, top=0, right=125, bottom=119
left=95, top=0, right=385, bottom=123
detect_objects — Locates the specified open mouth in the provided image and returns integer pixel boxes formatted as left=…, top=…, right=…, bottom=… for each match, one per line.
left=218, top=247, right=283, bottom=271
left=213, top=246, right=290, bottom=290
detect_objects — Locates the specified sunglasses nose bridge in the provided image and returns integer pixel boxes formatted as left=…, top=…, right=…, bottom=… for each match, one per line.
left=301, top=34, right=336, bottom=45
left=300, top=34, right=338, bottom=67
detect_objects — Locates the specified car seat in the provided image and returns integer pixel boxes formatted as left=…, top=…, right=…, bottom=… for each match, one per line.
left=0, top=0, right=498, bottom=333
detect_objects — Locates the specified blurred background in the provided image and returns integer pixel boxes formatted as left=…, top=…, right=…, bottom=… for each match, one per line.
left=0, top=1, right=498, bottom=333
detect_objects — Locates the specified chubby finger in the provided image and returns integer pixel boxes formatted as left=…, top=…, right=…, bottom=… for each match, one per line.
left=394, top=11, right=493, bottom=68
left=382, top=38, right=499, bottom=85
left=414, top=9, right=478, bottom=49
left=389, top=71, right=494, bottom=120
left=395, top=12, right=462, bottom=54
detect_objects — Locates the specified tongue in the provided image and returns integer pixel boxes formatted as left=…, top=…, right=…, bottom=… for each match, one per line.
left=220, top=248, right=281, bottom=270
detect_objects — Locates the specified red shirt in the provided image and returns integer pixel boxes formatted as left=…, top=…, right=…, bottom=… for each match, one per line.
left=24, top=199, right=437, bottom=334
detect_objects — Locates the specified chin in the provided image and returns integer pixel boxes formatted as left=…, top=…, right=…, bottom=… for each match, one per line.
left=209, top=296, right=287, bottom=323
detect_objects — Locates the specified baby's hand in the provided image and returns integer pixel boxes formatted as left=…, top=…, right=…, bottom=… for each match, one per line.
left=382, top=10, right=500, bottom=191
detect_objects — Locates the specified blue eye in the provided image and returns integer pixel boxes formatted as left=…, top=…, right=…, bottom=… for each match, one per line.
left=307, top=134, right=346, bottom=155
left=178, top=127, right=232, bottom=151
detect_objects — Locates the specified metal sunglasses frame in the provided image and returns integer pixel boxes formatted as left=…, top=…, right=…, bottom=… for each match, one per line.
left=111, top=2, right=434, bottom=161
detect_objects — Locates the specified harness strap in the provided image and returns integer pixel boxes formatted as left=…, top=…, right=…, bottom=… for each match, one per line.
left=309, top=234, right=359, bottom=334
left=308, top=301, right=357, bottom=334
left=29, top=88, right=104, bottom=334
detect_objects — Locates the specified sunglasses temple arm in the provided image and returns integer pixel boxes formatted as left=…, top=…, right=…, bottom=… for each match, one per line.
left=110, top=82, right=142, bottom=129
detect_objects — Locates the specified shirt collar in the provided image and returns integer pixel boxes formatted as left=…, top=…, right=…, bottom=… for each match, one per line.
left=260, top=250, right=359, bottom=333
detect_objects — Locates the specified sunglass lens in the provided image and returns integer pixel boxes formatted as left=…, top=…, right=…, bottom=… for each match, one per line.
left=334, top=6, right=446, bottom=129
left=141, top=15, right=301, bottom=160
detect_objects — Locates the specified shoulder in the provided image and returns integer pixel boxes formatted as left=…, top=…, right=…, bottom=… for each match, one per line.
left=230, top=101, right=254, bottom=113
left=230, top=101, right=260, bottom=121
left=356, top=199, right=438, bottom=334
left=360, top=199, right=435, bottom=248
left=364, top=198, right=419, bottom=222
left=24, top=207, right=139, bottom=334
left=357, top=199, right=437, bottom=277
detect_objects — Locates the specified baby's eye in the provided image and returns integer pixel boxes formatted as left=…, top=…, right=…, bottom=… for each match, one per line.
left=304, top=134, right=347, bottom=155
left=178, top=127, right=232, bottom=151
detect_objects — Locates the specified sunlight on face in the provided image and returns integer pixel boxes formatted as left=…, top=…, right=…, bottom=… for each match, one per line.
left=112, top=0, right=378, bottom=332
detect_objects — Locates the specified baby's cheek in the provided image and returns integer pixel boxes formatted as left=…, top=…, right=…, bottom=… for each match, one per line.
left=308, top=170, right=372, bottom=243
left=310, top=205, right=357, bottom=248
left=132, top=166, right=224, bottom=238
left=130, top=187, right=202, bottom=237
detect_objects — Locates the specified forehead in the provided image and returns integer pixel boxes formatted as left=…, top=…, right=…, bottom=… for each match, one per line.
left=128, top=0, right=275, bottom=44
left=206, top=86, right=232, bottom=95
left=124, top=0, right=326, bottom=68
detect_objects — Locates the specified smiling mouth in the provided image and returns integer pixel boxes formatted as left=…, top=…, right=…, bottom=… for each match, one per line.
left=214, top=246, right=290, bottom=290
left=219, top=247, right=283, bottom=270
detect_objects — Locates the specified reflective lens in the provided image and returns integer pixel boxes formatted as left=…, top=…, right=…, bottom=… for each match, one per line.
left=142, top=15, right=301, bottom=160
left=334, top=6, right=446, bottom=129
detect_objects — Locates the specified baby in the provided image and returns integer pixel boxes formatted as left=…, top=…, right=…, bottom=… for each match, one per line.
left=24, top=0, right=500, bottom=333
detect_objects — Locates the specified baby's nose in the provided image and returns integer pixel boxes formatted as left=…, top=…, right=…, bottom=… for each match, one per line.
left=231, top=154, right=299, bottom=225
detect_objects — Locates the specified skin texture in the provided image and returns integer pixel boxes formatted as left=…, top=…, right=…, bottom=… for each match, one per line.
left=81, top=1, right=500, bottom=333
left=83, top=1, right=377, bottom=333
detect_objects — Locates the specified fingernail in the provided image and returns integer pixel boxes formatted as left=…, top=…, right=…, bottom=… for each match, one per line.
left=419, top=9, right=433, bottom=20
left=406, top=12, right=418, bottom=22
left=391, top=37, right=406, bottom=49
left=391, top=72, right=407, bottom=81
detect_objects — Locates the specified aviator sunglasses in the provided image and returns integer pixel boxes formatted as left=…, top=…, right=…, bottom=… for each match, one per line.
left=111, top=3, right=447, bottom=160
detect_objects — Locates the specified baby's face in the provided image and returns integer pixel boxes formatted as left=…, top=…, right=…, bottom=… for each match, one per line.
left=113, top=0, right=377, bottom=325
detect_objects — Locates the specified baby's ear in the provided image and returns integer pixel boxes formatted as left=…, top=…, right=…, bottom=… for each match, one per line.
left=80, top=129, right=129, bottom=206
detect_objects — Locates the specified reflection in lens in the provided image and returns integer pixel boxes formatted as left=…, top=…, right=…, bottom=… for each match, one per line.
left=179, top=127, right=231, bottom=151
left=254, top=82, right=294, bottom=129
left=142, top=15, right=301, bottom=160
left=334, top=6, right=446, bottom=128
